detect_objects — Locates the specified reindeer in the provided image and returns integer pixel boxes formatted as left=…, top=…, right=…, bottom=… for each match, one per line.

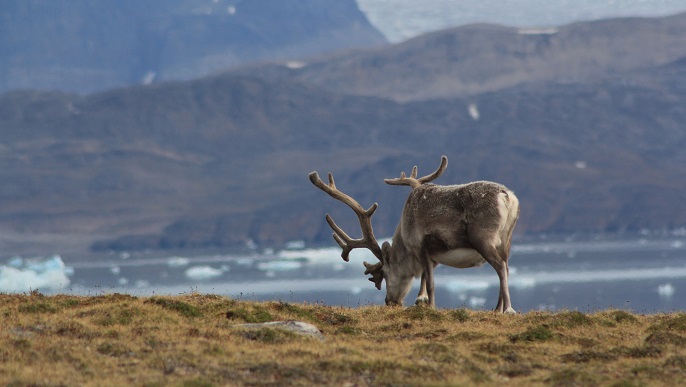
left=309, top=156, right=520, bottom=313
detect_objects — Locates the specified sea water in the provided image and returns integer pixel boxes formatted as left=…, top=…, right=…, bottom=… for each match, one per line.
left=3, top=234, right=686, bottom=313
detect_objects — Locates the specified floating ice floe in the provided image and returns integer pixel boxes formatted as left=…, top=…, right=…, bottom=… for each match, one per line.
left=167, top=257, right=191, bottom=268
left=285, top=240, right=306, bottom=250
left=277, top=239, right=391, bottom=265
left=0, top=255, right=71, bottom=293
left=256, top=260, right=303, bottom=272
left=658, top=283, right=675, bottom=298
left=184, top=266, right=225, bottom=281
left=444, top=280, right=490, bottom=293
left=468, top=296, right=487, bottom=308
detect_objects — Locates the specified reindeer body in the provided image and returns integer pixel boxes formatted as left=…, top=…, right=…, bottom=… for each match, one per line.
left=310, top=156, right=520, bottom=313
left=387, top=181, right=520, bottom=310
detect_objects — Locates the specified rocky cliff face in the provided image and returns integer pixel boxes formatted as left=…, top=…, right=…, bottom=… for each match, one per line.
left=0, top=0, right=386, bottom=94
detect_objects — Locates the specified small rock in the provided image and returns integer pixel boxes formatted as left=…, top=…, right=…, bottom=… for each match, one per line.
left=233, top=321, right=324, bottom=340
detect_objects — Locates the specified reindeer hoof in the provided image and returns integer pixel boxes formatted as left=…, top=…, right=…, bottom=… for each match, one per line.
left=415, top=296, right=429, bottom=305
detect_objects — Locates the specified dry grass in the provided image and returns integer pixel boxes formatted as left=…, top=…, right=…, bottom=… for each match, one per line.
left=1, top=292, right=685, bottom=386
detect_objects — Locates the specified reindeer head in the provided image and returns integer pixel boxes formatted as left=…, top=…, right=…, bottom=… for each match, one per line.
left=309, top=156, right=448, bottom=306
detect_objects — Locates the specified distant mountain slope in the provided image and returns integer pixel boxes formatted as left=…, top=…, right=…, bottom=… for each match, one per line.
left=0, top=0, right=386, bottom=94
left=236, top=12, right=686, bottom=101
left=1, top=55, right=686, bottom=255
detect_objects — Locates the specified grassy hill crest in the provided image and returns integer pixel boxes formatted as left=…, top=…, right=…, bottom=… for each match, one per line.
left=2, top=292, right=686, bottom=385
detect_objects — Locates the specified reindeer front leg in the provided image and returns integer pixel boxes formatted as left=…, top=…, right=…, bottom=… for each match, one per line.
left=419, top=252, right=436, bottom=308
left=415, top=261, right=438, bottom=305
left=415, top=273, right=429, bottom=305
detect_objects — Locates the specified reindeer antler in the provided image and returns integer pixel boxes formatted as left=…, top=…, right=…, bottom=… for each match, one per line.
left=309, top=171, right=384, bottom=263
left=384, top=155, right=448, bottom=188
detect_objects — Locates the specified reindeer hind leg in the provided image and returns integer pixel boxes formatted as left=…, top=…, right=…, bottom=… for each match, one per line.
left=470, top=233, right=515, bottom=314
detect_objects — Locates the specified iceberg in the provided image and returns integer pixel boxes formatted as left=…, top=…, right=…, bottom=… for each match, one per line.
left=184, top=266, right=225, bottom=281
left=0, top=255, right=71, bottom=293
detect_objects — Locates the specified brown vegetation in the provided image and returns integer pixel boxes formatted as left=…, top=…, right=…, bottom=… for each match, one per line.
left=1, top=292, right=686, bottom=386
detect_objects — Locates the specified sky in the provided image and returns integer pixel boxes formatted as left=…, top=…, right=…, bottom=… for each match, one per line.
left=357, top=0, right=686, bottom=42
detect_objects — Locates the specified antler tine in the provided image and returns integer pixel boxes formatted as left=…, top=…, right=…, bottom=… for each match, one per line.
left=363, top=261, right=384, bottom=290
left=417, top=155, right=448, bottom=184
left=384, top=156, right=448, bottom=188
left=309, top=171, right=384, bottom=262
left=410, top=166, right=418, bottom=179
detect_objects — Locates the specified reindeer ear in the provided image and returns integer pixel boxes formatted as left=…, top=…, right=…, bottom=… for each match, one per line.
left=381, top=241, right=391, bottom=263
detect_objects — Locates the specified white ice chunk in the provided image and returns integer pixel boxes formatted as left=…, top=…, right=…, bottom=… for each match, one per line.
left=0, top=255, right=71, bottom=292
left=185, top=266, right=224, bottom=281
left=658, top=283, right=675, bottom=298
left=167, top=257, right=190, bottom=267
left=468, top=296, right=487, bottom=308
left=256, top=261, right=302, bottom=272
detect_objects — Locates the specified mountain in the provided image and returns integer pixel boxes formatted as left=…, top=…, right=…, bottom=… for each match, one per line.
left=2, top=55, right=686, bottom=255
left=234, top=12, right=686, bottom=101
left=0, top=0, right=386, bottom=94
left=1, top=13, right=686, bottom=256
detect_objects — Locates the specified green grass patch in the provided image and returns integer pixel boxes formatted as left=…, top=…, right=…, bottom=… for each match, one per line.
left=510, top=325, right=554, bottom=342
left=18, top=302, right=58, bottom=314
left=547, top=368, right=597, bottom=386
left=238, top=328, right=299, bottom=344
left=551, top=310, right=594, bottom=328
left=92, top=306, right=141, bottom=326
left=648, top=313, right=686, bottom=333
left=225, top=305, right=273, bottom=323
left=449, top=308, right=470, bottom=322
left=146, top=297, right=201, bottom=318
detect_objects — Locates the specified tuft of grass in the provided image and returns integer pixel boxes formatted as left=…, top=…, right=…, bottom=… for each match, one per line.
left=606, top=310, right=639, bottom=324
left=225, top=305, right=273, bottom=323
left=547, top=368, right=598, bottom=386
left=54, top=321, right=94, bottom=339
left=18, top=302, right=58, bottom=314
left=146, top=297, right=201, bottom=318
left=551, top=310, right=594, bottom=328
left=449, top=308, right=470, bottom=322
left=510, top=325, right=554, bottom=342
left=92, top=306, right=141, bottom=326
left=645, top=331, right=686, bottom=346
left=271, top=301, right=316, bottom=321
left=336, top=326, right=364, bottom=335
left=313, top=309, right=355, bottom=326
left=561, top=350, right=618, bottom=363
left=498, top=364, right=533, bottom=378
left=401, top=305, right=443, bottom=321
left=613, top=345, right=663, bottom=359
left=239, top=328, right=299, bottom=344
left=665, top=355, right=686, bottom=370
left=413, top=343, right=456, bottom=363
left=648, top=313, right=686, bottom=333
left=96, top=342, right=132, bottom=357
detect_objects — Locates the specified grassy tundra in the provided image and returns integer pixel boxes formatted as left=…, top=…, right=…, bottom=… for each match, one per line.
left=1, top=292, right=686, bottom=386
